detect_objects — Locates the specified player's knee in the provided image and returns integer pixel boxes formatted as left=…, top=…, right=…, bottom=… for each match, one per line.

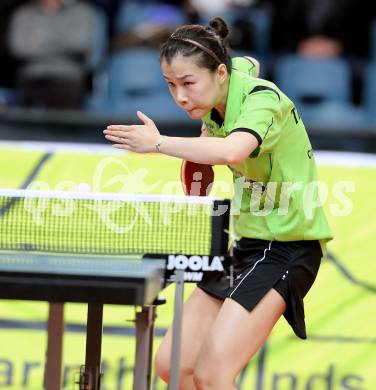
left=193, top=365, right=235, bottom=390
left=193, top=356, right=216, bottom=389
left=192, top=367, right=214, bottom=390
left=193, top=343, right=235, bottom=388
left=156, top=348, right=196, bottom=385
left=155, top=346, right=170, bottom=383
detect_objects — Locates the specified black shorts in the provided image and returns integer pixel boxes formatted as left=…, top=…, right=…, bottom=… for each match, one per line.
left=197, top=238, right=323, bottom=339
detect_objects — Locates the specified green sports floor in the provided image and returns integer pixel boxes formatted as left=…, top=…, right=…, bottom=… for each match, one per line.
left=0, top=142, right=375, bottom=390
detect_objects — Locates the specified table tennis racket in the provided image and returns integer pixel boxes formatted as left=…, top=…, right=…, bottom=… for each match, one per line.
left=181, top=160, right=214, bottom=196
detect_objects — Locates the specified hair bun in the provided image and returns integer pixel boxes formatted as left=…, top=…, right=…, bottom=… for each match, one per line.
left=208, top=17, right=230, bottom=40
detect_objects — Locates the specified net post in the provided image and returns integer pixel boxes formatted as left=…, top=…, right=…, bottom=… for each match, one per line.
left=210, top=199, right=231, bottom=255
left=168, top=270, right=185, bottom=390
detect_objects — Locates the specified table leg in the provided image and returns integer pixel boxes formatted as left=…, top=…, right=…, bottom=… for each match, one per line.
left=80, top=303, right=103, bottom=390
left=133, top=305, right=157, bottom=390
left=44, top=303, right=64, bottom=390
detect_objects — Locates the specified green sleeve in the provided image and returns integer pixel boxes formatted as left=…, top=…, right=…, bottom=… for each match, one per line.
left=229, top=88, right=282, bottom=154
left=232, top=56, right=258, bottom=77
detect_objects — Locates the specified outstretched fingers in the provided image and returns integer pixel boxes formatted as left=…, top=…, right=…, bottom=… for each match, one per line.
left=106, top=124, right=134, bottom=132
left=112, top=144, right=131, bottom=150
left=104, top=133, right=123, bottom=142
left=104, top=125, right=135, bottom=143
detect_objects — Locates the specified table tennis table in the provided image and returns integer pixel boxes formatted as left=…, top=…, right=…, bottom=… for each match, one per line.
left=0, top=190, right=231, bottom=390
left=0, top=252, right=165, bottom=390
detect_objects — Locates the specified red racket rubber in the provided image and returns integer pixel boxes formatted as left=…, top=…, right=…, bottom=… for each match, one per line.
left=181, top=160, right=214, bottom=196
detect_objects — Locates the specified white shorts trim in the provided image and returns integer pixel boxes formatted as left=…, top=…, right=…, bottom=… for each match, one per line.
left=229, top=241, right=273, bottom=298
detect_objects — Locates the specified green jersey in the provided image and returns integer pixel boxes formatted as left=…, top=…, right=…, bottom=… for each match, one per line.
left=202, top=57, right=333, bottom=249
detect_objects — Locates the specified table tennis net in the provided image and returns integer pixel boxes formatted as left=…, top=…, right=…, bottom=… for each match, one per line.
left=0, top=190, right=229, bottom=255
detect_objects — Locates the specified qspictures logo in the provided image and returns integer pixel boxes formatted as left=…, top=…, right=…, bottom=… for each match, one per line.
left=22, top=157, right=356, bottom=234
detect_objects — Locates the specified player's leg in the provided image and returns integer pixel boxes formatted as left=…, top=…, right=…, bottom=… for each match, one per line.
left=155, top=287, right=223, bottom=389
left=192, top=289, right=286, bottom=390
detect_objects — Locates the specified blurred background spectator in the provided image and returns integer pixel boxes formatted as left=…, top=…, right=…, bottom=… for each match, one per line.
left=0, top=0, right=376, bottom=132
left=110, top=0, right=193, bottom=51
left=90, top=0, right=122, bottom=37
left=110, top=0, right=263, bottom=53
left=266, top=0, right=373, bottom=59
left=264, top=0, right=376, bottom=105
left=0, top=0, right=27, bottom=106
left=8, top=0, right=97, bottom=109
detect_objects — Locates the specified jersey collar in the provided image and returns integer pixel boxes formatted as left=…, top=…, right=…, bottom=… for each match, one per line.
left=210, top=108, right=224, bottom=127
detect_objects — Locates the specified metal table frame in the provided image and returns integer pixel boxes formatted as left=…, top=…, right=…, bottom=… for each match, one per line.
left=45, top=302, right=158, bottom=390
left=0, top=255, right=164, bottom=390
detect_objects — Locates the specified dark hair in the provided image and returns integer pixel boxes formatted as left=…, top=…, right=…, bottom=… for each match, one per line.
left=160, top=17, right=232, bottom=74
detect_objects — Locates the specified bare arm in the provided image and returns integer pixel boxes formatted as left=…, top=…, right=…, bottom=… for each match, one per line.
left=104, top=112, right=258, bottom=166
left=154, top=133, right=258, bottom=165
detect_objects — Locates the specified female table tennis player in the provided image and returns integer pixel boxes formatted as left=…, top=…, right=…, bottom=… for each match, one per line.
left=104, top=17, right=333, bottom=390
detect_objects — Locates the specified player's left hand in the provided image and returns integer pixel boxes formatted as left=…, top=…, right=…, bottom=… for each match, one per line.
left=103, top=111, right=160, bottom=153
